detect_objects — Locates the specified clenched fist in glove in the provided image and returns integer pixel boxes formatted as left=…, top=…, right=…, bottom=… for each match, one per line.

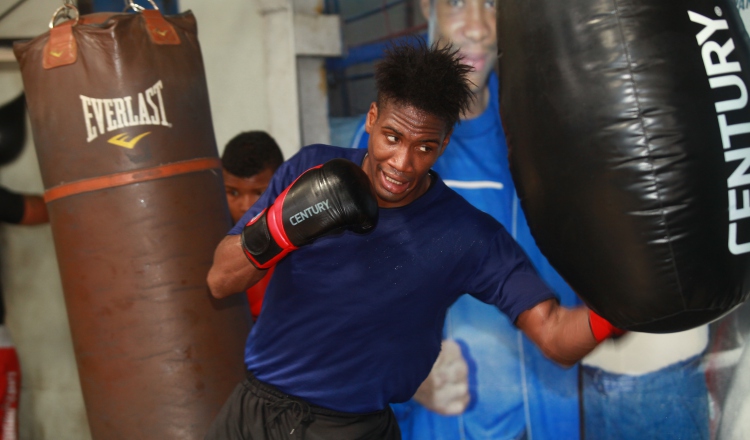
left=241, top=158, right=379, bottom=269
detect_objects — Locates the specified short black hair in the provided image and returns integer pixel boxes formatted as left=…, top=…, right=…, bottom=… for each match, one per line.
left=221, top=131, right=284, bottom=178
left=375, top=39, right=473, bottom=130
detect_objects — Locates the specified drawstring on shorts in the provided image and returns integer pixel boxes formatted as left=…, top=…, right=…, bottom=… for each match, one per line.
left=266, top=397, right=315, bottom=437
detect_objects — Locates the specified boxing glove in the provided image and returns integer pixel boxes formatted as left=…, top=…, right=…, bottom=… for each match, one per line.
left=589, top=309, right=626, bottom=343
left=241, top=158, right=379, bottom=269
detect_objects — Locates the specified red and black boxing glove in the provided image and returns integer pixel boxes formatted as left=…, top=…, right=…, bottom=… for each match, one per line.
left=589, top=309, right=627, bottom=343
left=241, top=158, right=379, bottom=269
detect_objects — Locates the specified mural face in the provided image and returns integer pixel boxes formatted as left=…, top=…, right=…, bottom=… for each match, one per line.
left=423, top=0, right=498, bottom=93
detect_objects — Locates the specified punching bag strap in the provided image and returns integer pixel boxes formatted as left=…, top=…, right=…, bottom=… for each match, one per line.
left=142, top=10, right=180, bottom=45
left=43, top=157, right=221, bottom=203
left=126, top=0, right=180, bottom=45
left=43, top=3, right=79, bottom=70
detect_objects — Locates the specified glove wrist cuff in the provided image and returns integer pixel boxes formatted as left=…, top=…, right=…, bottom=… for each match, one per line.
left=589, top=309, right=625, bottom=342
left=241, top=210, right=287, bottom=269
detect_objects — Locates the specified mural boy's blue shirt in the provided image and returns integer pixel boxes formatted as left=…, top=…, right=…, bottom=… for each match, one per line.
left=352, top=72, right=581, bottom=439
left=229, top=144, right=557, bottom=413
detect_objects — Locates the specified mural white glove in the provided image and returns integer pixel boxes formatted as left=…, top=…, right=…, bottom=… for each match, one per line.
left=413, top=339, right=470, bottom=415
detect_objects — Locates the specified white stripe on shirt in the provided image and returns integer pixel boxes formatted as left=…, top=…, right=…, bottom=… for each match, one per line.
left=443, top=180, right=505, bottom=190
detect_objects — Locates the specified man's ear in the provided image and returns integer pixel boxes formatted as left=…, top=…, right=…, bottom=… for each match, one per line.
left=439, top=128, right=453, bottom=157
left=419, top=0, right=431, bottom=22
left=365, top=102, right=378, bottom=134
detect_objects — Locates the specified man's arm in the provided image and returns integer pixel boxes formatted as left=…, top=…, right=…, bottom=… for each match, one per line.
left=207, top=234, right=267, bottom=299
left=20, top=195, right=49, bottom=225
left=516, top=299, right=619, bottom=367
left=0, top=187, right=48, bottom=225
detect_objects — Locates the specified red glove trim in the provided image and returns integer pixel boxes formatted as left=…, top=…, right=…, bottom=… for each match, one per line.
left=589, top=310, right=626, bottom=342
left=242, top=164, right=324, bottom=269
left=267, top=186, right=296, bottom=250
left=242, top=208, right=271, bottom=268
left=241, top=208, right=293, bottom=269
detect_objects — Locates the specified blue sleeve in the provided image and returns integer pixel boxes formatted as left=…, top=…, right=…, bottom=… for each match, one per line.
left=514, top=202, right=583, bottom=308
left=466, top=229, right=558, bottom=323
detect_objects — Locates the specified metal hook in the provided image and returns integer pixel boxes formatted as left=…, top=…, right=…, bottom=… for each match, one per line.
left=48, top=2, right=79, bottom=29
left=124, top=0, right=159, bottom=12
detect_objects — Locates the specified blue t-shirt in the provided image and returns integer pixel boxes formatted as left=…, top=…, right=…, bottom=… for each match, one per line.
left=229, top=144, right=556, bottom=413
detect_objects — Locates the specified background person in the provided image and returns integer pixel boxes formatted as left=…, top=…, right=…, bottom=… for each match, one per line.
left=222, top=131, right=284, bottom=225
left=221, top=130, right=284, bottom=321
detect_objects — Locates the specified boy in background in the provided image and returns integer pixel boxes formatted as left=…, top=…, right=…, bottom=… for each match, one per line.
left=221, top=131, right=283, bottom=320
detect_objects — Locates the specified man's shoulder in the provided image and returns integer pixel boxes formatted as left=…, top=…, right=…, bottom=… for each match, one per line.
left=433, top=176, right=503, bottom=231
left=293, top=144, right=367, bottom=166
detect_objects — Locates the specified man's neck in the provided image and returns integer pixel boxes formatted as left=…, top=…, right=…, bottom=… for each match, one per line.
left=461, top=86, right=490, bottom=121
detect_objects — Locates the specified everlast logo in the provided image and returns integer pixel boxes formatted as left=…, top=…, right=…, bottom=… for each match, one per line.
left=80, top=80, right=172, bottom=143
left=290, top=200, right=331, bottom=226
left=690, top=8, right=750, bottom=255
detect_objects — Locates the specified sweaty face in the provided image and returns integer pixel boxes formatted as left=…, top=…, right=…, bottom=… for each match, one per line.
left=363, top=101, right=451, bottom=208
left=424, top=0, right=497, bottom=93
left=223, top=167, right=275, bottom=223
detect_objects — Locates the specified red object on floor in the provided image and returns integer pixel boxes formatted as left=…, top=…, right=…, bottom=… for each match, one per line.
left=0, top=329, right=20, bottom=440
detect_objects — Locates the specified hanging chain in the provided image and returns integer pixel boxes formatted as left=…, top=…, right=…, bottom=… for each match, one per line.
left=124, top=0, right=160, bottom=12
left=49, top=1, right=79, bottom=29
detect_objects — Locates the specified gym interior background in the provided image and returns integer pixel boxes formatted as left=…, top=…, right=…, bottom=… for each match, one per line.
left=1, top=0, right=750, bottom=438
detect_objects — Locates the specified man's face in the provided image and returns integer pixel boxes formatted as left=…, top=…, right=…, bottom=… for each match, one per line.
left=223, top=167, right=275, bottom=223
left=422, top=0, right=497, bottom=93
left=363, top=101, right=451, bottom=208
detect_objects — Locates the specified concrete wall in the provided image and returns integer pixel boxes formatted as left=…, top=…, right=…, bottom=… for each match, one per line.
left=0, top=66, right=91, bottom=440
left=0, top=1, right=272, bottom=438
left=180, top=0, right=270, bottom=155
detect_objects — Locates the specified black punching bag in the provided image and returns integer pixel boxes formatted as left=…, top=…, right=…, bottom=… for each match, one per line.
left=497, top=0, right=750, bottom=332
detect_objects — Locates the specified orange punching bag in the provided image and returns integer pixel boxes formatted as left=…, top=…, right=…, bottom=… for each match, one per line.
left=14, top=4, right=249, bottom=439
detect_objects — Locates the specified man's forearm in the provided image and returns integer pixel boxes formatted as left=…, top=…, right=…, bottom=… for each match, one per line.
left=517, top=300, right=599, bottom=367
left=207, top=235, right=267, bottom=299
left=20, top=195, right=49, bottom=225
left=541, top=306, right=599, bottom=366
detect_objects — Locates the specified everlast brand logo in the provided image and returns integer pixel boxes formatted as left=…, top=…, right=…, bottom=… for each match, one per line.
left=80, top=80, right=172, bottom=144
left=290, top=200, right=331, bottom=226
left=690, top=8, right=750, bottom=255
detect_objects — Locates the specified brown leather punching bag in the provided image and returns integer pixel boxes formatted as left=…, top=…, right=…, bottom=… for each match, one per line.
left=13, top=5, right=249, bottom=439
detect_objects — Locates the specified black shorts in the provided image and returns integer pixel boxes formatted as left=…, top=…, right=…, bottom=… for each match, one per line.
left=204, top=371, right=402, bottom=440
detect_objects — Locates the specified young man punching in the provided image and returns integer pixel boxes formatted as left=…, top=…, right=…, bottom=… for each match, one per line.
left=205, top=41, right=621, bottom=439
left=351, top=1, right=583, bottom=438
